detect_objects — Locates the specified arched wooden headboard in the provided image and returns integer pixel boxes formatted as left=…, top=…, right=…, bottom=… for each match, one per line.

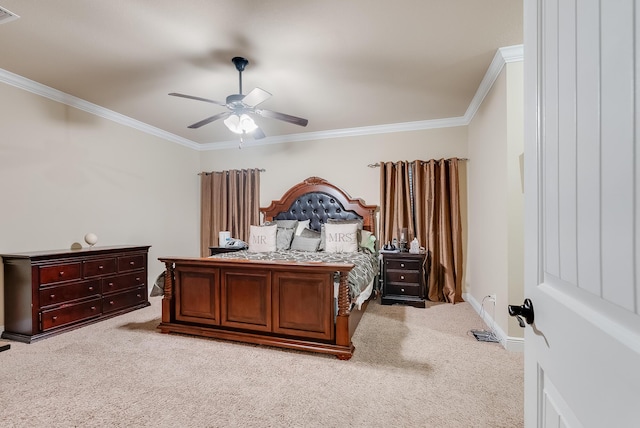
left=261, top=177, right=377, bottom=234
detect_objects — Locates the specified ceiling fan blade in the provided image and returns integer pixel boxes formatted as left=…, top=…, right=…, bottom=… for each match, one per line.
left=169, top=92, right=226, bottom=106
left=241, top=87, right=272, bottom=107
left=256, top=109, right=308, bottom=127
left=187, top=112, right=230, bottom=129
left=251, top=126, right=266, bottom=140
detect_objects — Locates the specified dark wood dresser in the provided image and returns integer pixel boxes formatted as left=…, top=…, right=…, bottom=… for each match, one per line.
left=1, top=245, right=150, bottom=343
left=380, top=252, right=427, bottom=308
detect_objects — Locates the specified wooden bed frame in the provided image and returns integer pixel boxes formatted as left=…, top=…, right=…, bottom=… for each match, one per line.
left=158, top=177, right=378, bottom=359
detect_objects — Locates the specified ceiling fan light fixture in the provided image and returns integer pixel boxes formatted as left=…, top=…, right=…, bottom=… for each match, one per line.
left=224, top=113, right=258, bottom=134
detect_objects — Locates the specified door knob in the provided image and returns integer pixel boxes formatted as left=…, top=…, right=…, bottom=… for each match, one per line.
left=508, top=298, right=534, bottom=328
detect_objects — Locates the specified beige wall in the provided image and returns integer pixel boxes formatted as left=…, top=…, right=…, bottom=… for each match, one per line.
left=200, top=127, right=468, bottom=218
left=467, top=62, right=524, bottom=340
left=0, top=83, right=201, bottom=326
left=506, top=62, right=524, bottom=337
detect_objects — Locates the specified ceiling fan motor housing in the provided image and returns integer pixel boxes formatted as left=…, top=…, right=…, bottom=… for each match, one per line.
left=232, top=56, right=248, bottom=72
left=226, top=93, right=245, bottom=108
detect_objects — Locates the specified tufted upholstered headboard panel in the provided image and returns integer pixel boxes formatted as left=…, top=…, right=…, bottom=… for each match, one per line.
left=261, top=177, right=377, bottom=234
left=272, top=191, right=361, bottom=232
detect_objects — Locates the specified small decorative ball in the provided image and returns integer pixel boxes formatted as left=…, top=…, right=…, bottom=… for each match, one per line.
left=84, top=233, right=98, bottom=247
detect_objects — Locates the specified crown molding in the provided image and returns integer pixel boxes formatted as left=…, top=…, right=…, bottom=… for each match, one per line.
left=0, top=68, right=201, bottom=150
left=463, top=44, right=523, bottom=123
left=0, top=44, right=523, bottom=152
left=201, top=116, right=468, bottom=150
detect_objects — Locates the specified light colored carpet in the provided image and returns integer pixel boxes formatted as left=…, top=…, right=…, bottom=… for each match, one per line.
left=0, top=297, right=523, bottom=427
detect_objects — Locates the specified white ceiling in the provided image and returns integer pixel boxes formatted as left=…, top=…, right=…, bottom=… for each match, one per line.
left=0, top=0, right=522, bottom=149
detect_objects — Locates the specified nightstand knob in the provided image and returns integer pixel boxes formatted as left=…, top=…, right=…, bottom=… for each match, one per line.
left=400, top=275, right=405, bottom=280
left=400, top=263, right=405, bottom=268
left=401, top=288, right=405, bottom=292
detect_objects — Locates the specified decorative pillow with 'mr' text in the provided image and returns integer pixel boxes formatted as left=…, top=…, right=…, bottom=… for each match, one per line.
left=248, top=224, right=277, bottom=252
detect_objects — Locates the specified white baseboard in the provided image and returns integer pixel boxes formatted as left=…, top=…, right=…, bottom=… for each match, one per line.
left=463, top=292, right=524, bottom=352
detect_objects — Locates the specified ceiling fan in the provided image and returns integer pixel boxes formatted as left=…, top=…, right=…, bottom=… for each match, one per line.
left=169, top=57, right=308, bottom=140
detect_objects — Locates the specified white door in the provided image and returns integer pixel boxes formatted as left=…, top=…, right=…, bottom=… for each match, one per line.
left=523, top=1, right=640, bottom=427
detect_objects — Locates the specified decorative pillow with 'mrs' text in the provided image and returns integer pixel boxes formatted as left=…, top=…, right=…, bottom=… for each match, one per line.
left=324, top=222, right=359, bottom=253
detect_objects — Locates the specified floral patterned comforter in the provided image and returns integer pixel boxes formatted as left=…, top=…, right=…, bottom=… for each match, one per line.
left=210, top=250, right=379, bottom=300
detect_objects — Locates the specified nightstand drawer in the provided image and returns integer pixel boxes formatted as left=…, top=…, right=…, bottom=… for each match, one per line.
left=385, top=282, right=422, bottom=297
left=385, top=258, right=421, bottom=271
left=386, top=271, right=421, bottom=284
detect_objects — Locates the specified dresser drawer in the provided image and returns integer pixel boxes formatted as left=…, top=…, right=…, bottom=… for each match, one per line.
left=103, top=287, right=147, bottom=313
left=385, top=282, right=422, bottom=297
left=118, top=254, right=145, bottom=272
left=385, top=258, right=421, bottom=271
left=40, top=297, right=102, bottom=331
left=39, top=280, right=101, bottom=307
left=102, top=272, right=146, bottom=295
left=386, top=270, right=421, bottom=284
left=39, top=262, right=82, bottom=286
left=83, top=257, right=117, bottom=278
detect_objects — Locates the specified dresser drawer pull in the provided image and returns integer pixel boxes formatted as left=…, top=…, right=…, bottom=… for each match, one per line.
left=400, top=275, right=405, bottom=280
left=50, top=294, right=55, bottom=299
left=129, top=261, right=135, bottom=266
left=136, top=277, right=141, bottom=282
left=136, top=294, right=142, bottom=298
left=109, top=301, right=114, bottom=305
left=59, top=271, right=65, bottom=277
left=400, top=263, right=405, bottom=268
left=89, top=286, right=94, bottom=291
left=99, top=265, right=104, bottom=270
left=52, top=316, right=58, bottom=321
left=108, top=282, right=114, bottom=287
left=401, top=288, right=405, bottom=292
left=91, top=306, right=96, bottom=310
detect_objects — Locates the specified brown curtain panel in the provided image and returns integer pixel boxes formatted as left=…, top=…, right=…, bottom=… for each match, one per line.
left=413, top=159, right=463, bottom=303
left=379, top=161, right=413, bottom=246
left=380, top=159, right=463, bottom=303
left=200, top=168, right=261, bottom=257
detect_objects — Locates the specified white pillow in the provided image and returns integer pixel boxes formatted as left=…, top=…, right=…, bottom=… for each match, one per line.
left=324, top=222, right=359, bottom=253
left=248, top=224, right=277, bottom=252
left=295, top=219, right=310, bottom=236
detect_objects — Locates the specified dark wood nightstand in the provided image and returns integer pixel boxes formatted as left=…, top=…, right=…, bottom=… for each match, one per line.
left=209, top=246, right=243, bottom=256
left=380, top=252, right=427, bottom=308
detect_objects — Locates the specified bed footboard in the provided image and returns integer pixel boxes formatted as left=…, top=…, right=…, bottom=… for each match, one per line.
left=158, top=257, right=356, bottom=360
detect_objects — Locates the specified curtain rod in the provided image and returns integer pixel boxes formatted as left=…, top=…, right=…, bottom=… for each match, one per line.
left=198, top=168, right=266, bottom=176
left=367, top=158, right=469, bottom=168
